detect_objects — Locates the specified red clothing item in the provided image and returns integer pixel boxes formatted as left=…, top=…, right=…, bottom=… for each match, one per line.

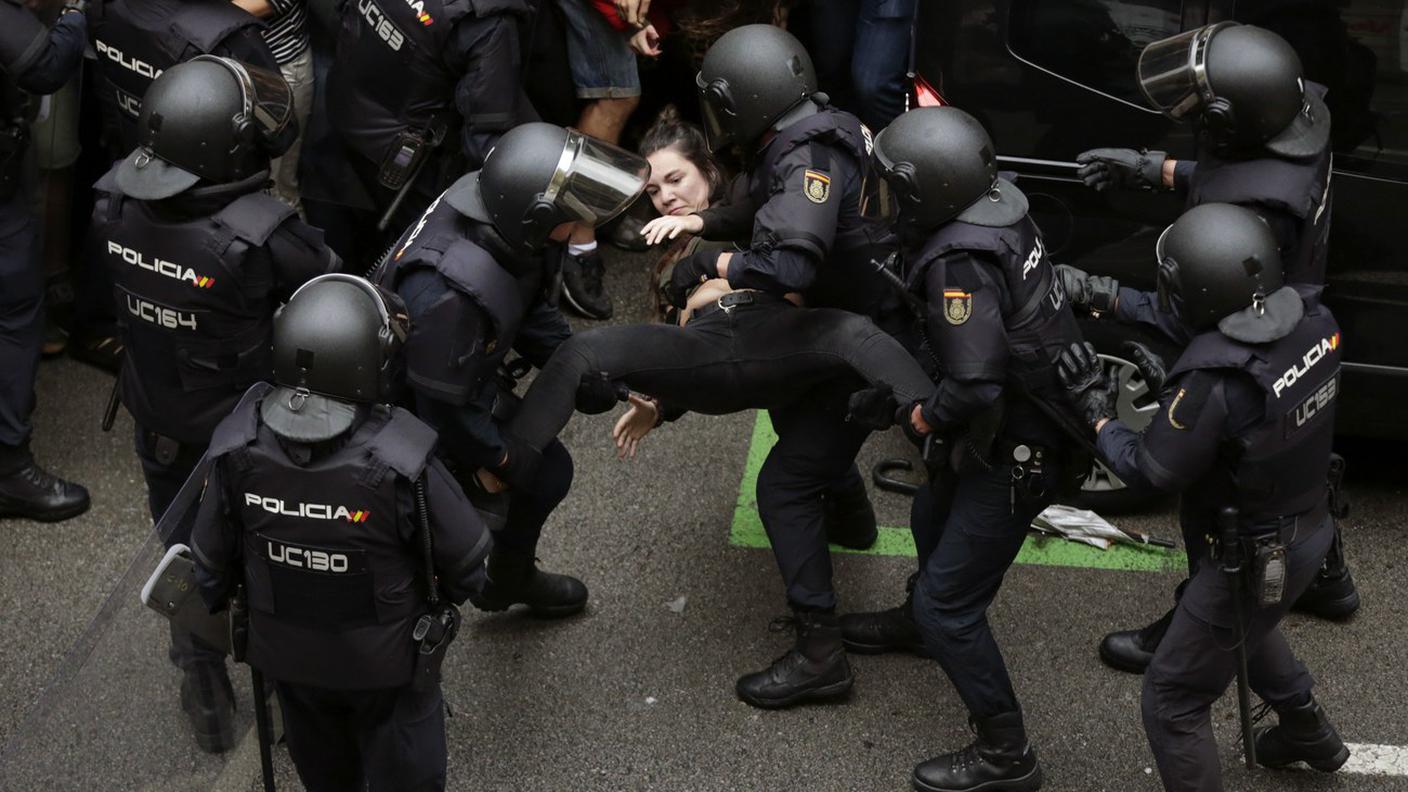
left=589, top=0, right=679, bottom=37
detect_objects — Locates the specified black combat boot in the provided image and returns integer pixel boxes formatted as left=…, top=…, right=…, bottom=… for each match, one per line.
left=1098, top=607, right=1174, bottom=674
left=840, top=571, right=925, bottom=655
left=1293, top=529, right=1360, bottom=620
left=913, top=711, right=1043, bottom=792
left=822, top=482, right=878, bottom=550
left=180, top=662, right=236, bottom=754
left=0, top=455, right=90, bottom=523
left=735, top=610, right=854, bottom=709
left=1256, top=696, right=1350, bottom=772
left=471, top=547, right=589, bottom=618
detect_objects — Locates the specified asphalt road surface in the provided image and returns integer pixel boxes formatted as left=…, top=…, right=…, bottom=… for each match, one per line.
left=2, top=252, right=1406, bottom=792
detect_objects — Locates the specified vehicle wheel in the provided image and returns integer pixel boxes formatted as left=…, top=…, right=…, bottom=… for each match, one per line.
left=1071, top=320, right=1175, bottom=514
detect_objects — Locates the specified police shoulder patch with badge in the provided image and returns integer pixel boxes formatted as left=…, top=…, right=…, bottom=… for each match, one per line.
left=803, top=170, right=831, bottom=204
left=943, top=289, right=973, bottom=325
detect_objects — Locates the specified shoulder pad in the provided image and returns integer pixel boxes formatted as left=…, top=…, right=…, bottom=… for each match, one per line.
left=464, top=0, right=531, bottom=16
left=214, top=193, right=297, bottom=246
left=208, top=382, right=272, bottom=457
left=1168, top=332, right=1255, bottom=380
left=170, top=0, right=261, bottom=51
left=367, top=407, right=439, bottom=479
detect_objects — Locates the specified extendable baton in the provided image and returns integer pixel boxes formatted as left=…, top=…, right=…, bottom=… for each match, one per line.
left=1219, top=505, right=1257, bottom=771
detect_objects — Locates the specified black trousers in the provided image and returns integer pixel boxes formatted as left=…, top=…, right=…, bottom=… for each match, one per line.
left=0, top=191, right=41, bottom=455
left=508, top=301, right=933, bottom=452
left=506, top=300, right=934, bottom=609
left=910, top=461, right=1058, bottom=719
left=274, top=680, right=447, bottom=792
left=1143, top=515, right=1331, bottom=792
left=133, top=425, right=225, bottom=669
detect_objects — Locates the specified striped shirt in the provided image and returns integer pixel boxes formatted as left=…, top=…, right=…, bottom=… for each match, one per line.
left=260, top=0, right=310, bottom=64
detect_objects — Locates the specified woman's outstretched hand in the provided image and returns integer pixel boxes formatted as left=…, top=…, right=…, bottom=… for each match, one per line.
left=612, top=394, right=660, bottom=460
left=640, top=214, right=703, bottom=246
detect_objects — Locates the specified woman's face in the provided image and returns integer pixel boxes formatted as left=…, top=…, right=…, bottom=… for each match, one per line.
left=645, top=147, right=711, bottom=217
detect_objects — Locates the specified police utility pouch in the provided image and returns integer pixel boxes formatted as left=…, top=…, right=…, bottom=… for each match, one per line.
left=1251, top=539, right=1288, bottom=608
left=412, top=603, right=461, bottom=691
left=141, top=543, right=232, bottom=654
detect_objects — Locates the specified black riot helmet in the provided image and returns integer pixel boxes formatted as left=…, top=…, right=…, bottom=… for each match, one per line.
left=262, top=275, right=411, bottom=442
left=872, top=107, right=1027, bottom=231
left=696, top=24, right=818, bottom=151
left=1137, top=23, right=1328, bottom=158
left=115, top=55, right=294, bottom=201
left=1156, top=203, right=1302, bottom=342
left=443, top=122, right=649, bottom=252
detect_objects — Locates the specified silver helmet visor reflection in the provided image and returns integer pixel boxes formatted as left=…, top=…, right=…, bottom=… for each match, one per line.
left=1137, top=23, right=1231, bottom=119
left=541, top=131, right=650, bottom=228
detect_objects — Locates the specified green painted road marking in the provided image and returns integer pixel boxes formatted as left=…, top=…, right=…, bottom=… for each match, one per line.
left=729, top=411, right=1187, bottom=573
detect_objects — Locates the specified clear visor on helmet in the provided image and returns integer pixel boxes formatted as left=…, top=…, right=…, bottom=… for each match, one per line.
left=543, top=130, right=650, bottom=228
left=1137, top=23, right=1230, bottom=120
left=696, top=73, right=737, bottom=152
left=1154, top=223, right=1181, bottom=314
left=194, top=55, right=293, bottom=139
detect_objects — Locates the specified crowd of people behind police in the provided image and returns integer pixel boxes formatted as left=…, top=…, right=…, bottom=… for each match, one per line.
left=0, top=0, right=1362, bottom=790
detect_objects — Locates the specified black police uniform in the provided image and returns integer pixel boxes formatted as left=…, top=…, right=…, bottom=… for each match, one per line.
left=320, top=0, right=536, bottom=260
left=1095, top=285, right=1340, bottom=792
left=374, top=189, right=574, bottom=564
left=904, top=204, right=1081, bottom=725
left=87, top=0, right=283, bottom=158
left=0, top=2, right=86, bottom=492
left=694, top=100, right=896, bottom=611
left=93, top=165, right=335, bottom=666
left=191, top=382, right=492, bottom=792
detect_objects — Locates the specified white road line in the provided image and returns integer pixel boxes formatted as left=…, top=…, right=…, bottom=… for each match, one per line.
left=1288, top=744, right=1408, bottom=776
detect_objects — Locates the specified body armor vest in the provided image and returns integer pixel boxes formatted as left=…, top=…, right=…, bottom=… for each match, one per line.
left=88, top=0, right=264, bottom=155
left=95, top=169, right=296, bottom=444
left=752, top=106, right=897, bottom=323
left=1187, top=92, right=1333, bottom=287
left=212, top=385, right=440, bottom=689
left=1169, top=287, right=1340, bottom=527
left=374, top=192, right=533, bottom=400
left=908, top=215, right=1083, bottom=442
left=326, top=0, right=476, bottom=169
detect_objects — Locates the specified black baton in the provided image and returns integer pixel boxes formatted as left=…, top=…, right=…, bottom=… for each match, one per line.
left=1219, top=506, right=1257, bottom=771
left=250, top=667, right=277, bottom=792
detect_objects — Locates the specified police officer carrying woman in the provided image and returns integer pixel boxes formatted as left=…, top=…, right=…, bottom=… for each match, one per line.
left=660, top=24, right=898, bottom=708
left=373, top=122, right=648, bottom=619
left=1058, top=203, right=1349, bottom=791
left=191, top=274, right=492, bottom=792
left=93, top=56, right=337, bottom=751
left=846, top=106, right=1087, bottom=792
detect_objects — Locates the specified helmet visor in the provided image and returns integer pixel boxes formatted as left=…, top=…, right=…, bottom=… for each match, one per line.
left=544, top=130, right=649, bottom=229
left=696, top=73, right=737, bottom=152
left=195, top=55, right=294, bottom=140
left=1137, top=24, right=1226, bottom=119
left=1154, top=223, right=1181, bottom=315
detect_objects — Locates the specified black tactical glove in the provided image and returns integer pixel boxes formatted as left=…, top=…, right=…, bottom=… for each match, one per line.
left=575, top=372, right=629, bottom=415
left=1057, top=341, right=1117, bottom=426
left=1075, top=148, right=1168, bottom=192
left=1122, top=341, right=1167, bottom=396
left=664, top=249, right=721, bottom=308
left=846, top=384, right=902, bottom=431
left=1055, top=264, right=1121, bottom=315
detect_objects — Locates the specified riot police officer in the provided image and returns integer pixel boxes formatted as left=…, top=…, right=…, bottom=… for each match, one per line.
left=191, top=274, right=492, bottom=792
left=87, top=0, right=283, bottom=157
left=662, top=23, right=895, bottom=709
left=373, top=122, right=646, bottom=619
left=1060, top=22, right=1355, bottom=675
left=844, top=106, right=1084, bottom=792
left=320, top=0, right=537, bottom=265
left=93, top=56, right=336, bottom=751
left=1058, top=203, right=1348, bottom=792
left=76, top=0, right=284, bottom=371
left=0, top=0, right=90, bottom=522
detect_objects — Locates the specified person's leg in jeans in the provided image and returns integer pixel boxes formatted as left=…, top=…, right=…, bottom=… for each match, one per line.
left=792, top=0, right=860, bottom=114
left=851, top=0, right=917, bottom=130
left=554, top=0, right=641, bottom=319
left=271, top=45, right=316, bottom=215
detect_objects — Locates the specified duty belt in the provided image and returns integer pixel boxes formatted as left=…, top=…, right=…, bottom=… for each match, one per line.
left=688, top=290, right=791, bottom=322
